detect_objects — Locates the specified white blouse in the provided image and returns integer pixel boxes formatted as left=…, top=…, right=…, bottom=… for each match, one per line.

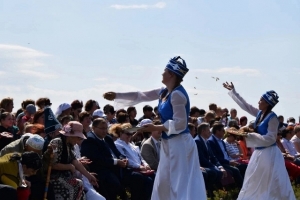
left=115, top=87, right=189, bottom=136
left=228, top=89, right=279, bottom=148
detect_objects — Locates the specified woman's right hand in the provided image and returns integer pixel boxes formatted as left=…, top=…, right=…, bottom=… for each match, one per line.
left=103, top=92, right=116, bottom=101
left=223, top=82, right=234, bottom=91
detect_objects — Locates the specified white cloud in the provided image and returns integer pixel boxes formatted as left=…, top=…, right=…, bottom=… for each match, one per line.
left=0, top=44, right=51, bottom=70
left=19, top=70, right=59, bottom=79
left=195, top=66, right=261, bottom=77
left=0, top=44, right=49, bottom=59
left=111, top=2, right=166, bottom=10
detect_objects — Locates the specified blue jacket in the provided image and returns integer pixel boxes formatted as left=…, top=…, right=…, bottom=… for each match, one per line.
left=207, top=135, right=230, bottom=165
left=194, top=135, right=222, bottom=168
left=80, top=132, right=124, bottom=172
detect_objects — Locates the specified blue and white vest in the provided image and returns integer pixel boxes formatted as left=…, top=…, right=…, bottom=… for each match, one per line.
left=254, top=110, right=277, bottom=135
left=254, top=110, right=278, bottom=149
left=158, top=85, right=190, bottom=140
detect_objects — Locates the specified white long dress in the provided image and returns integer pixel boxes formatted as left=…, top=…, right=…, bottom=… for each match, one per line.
left=228, top=89, right=295, bottom=200
left=115, top=88, right=207, bottom=200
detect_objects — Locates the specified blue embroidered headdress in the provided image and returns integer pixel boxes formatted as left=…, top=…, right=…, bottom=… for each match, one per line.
left=165, top=56, right=189, bottom=78
left=262, top=90, right=279, bottom=107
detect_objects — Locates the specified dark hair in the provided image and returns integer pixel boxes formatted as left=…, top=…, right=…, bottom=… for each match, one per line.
left=239, top=116, right=247, bottom=125
left=188, top=123, right=195, bottom=130
left=79, top=111, right=91, bottom=123
left=127, top=106, right=136, bottom=114
left=116, top=109, right=126, bottom=117
left=212, top=122, right=224, bottom=134
left=10, top=152, right=42, bottom=170
left=103, top=104, right=115, bottom=114
left=32, top=110, right=45, bottom=124
left=16, top=108, right=23, bottom=118
left=209, top=103, right=217, bottom=111
left=85, top=100, right=97, bottom=112
left=0, top=97, right=13, bottom=110
left=0, top=111, right=11, bottom=121
left=21, top=99, right=35, bottom=110
left=60, top=115, right=73, bottom=124
left=281, top=128, right=293, bottom=138
left=117, top=112, right=129, bottom=124
left=154, top=106, right=158, bottom=112
left=228, top=120, right=239, bottom=128
left=190, top=106, right=200, bottom=116
left=143, top=105, right=153, bottom=112
left=71, top=100, right=83, bottom=110
left=199, top=109, right=206, bottom=116
left=197, top=123, right=210, bottom=136
left=36, top=98, right=52, bottom=108
left=92, top=118, right=107, bottom=128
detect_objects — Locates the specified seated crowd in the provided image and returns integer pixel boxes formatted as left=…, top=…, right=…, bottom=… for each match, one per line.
left=0, top=97, right=299, bottom=200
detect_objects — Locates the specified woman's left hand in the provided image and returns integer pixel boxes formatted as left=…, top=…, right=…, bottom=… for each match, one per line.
left=87, top=173, right=99, bottom=187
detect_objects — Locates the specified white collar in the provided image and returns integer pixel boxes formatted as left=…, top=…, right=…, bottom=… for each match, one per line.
left=151, top=136, right=160, bottom=144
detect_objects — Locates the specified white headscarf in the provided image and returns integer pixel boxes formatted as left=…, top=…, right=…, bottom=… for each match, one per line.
left=55, top=103, right=71, bottom=117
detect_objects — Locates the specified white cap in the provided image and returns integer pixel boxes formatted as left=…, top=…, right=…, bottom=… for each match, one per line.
left=55, top=103, right=71, bottom=116
left=25, top=134, right=45, bottom=150
left=93, top=109, right=104, bottom=117
left=137, top=119, right=153, bottom=127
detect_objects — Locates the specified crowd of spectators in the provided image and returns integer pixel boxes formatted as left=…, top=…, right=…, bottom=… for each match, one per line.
left=0, top=96, right=299, bottom=199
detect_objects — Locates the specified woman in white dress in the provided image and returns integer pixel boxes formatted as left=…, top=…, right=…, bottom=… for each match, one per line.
left=223, top=82, right=295, bottom=200
left=103, top=56, right=206, bottom=200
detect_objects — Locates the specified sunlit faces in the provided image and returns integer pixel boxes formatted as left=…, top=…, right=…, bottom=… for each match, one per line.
left=120, top=131, right=133, bottom=143
left=82, top=116, right=92, bottom=127
left=161, top=68, right=173, bottom=85
left=202, top=127, right=211, bottom=139
left=129, top=109, right=137, bottom=118
left=152, top=130, right=162, bottom=140
left=93, top=122, right=108, bottom=139
left=7, top=102, right=14, bottom=113
left=106, top=112, right=116, bottom=121
left=258, top=97, right=269, bottom=111
left=1, top=114, right=14, bottom=128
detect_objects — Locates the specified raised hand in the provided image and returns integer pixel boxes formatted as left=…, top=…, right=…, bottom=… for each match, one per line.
left=223, top=82, right=234, bottom=91
left=103, top=92, right=116, bottom=101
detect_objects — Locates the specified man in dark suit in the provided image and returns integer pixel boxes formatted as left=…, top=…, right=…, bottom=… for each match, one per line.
left=207, top=122, right=247, bottom=188
left=81, top=118, right=152, bottom=200
left=141, top=127, right=161, bottom=171
left=194, top=122, right=226, bottom=193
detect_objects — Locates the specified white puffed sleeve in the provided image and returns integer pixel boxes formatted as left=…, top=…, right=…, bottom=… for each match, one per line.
left=114, top=88, right=162, bottom=109
left=245, top=116, right=278, bottom=147
left=228, top=88, right=259, bottom=117
left=163, top=90, right=188, bottom=136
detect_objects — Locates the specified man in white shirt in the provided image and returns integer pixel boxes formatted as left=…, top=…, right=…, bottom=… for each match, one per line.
left=281, top=127, right=300, bottom=165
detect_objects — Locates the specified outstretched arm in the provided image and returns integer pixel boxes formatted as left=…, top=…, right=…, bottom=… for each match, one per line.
left=103, top=88, right=162, bottom=108
left=223, top=82, right=259, bottom=117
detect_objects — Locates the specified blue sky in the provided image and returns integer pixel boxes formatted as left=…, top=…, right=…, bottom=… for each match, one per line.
left=0, top=0, right=299, bottom=122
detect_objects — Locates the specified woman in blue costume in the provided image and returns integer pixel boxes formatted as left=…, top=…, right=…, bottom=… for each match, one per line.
left=223, top=82, right=295, bottom=200
left=103, top=56, right=206, bottom=200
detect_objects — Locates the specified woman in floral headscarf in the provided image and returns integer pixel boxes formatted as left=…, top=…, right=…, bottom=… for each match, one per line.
left=49, top=121, right=97, bottom=200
